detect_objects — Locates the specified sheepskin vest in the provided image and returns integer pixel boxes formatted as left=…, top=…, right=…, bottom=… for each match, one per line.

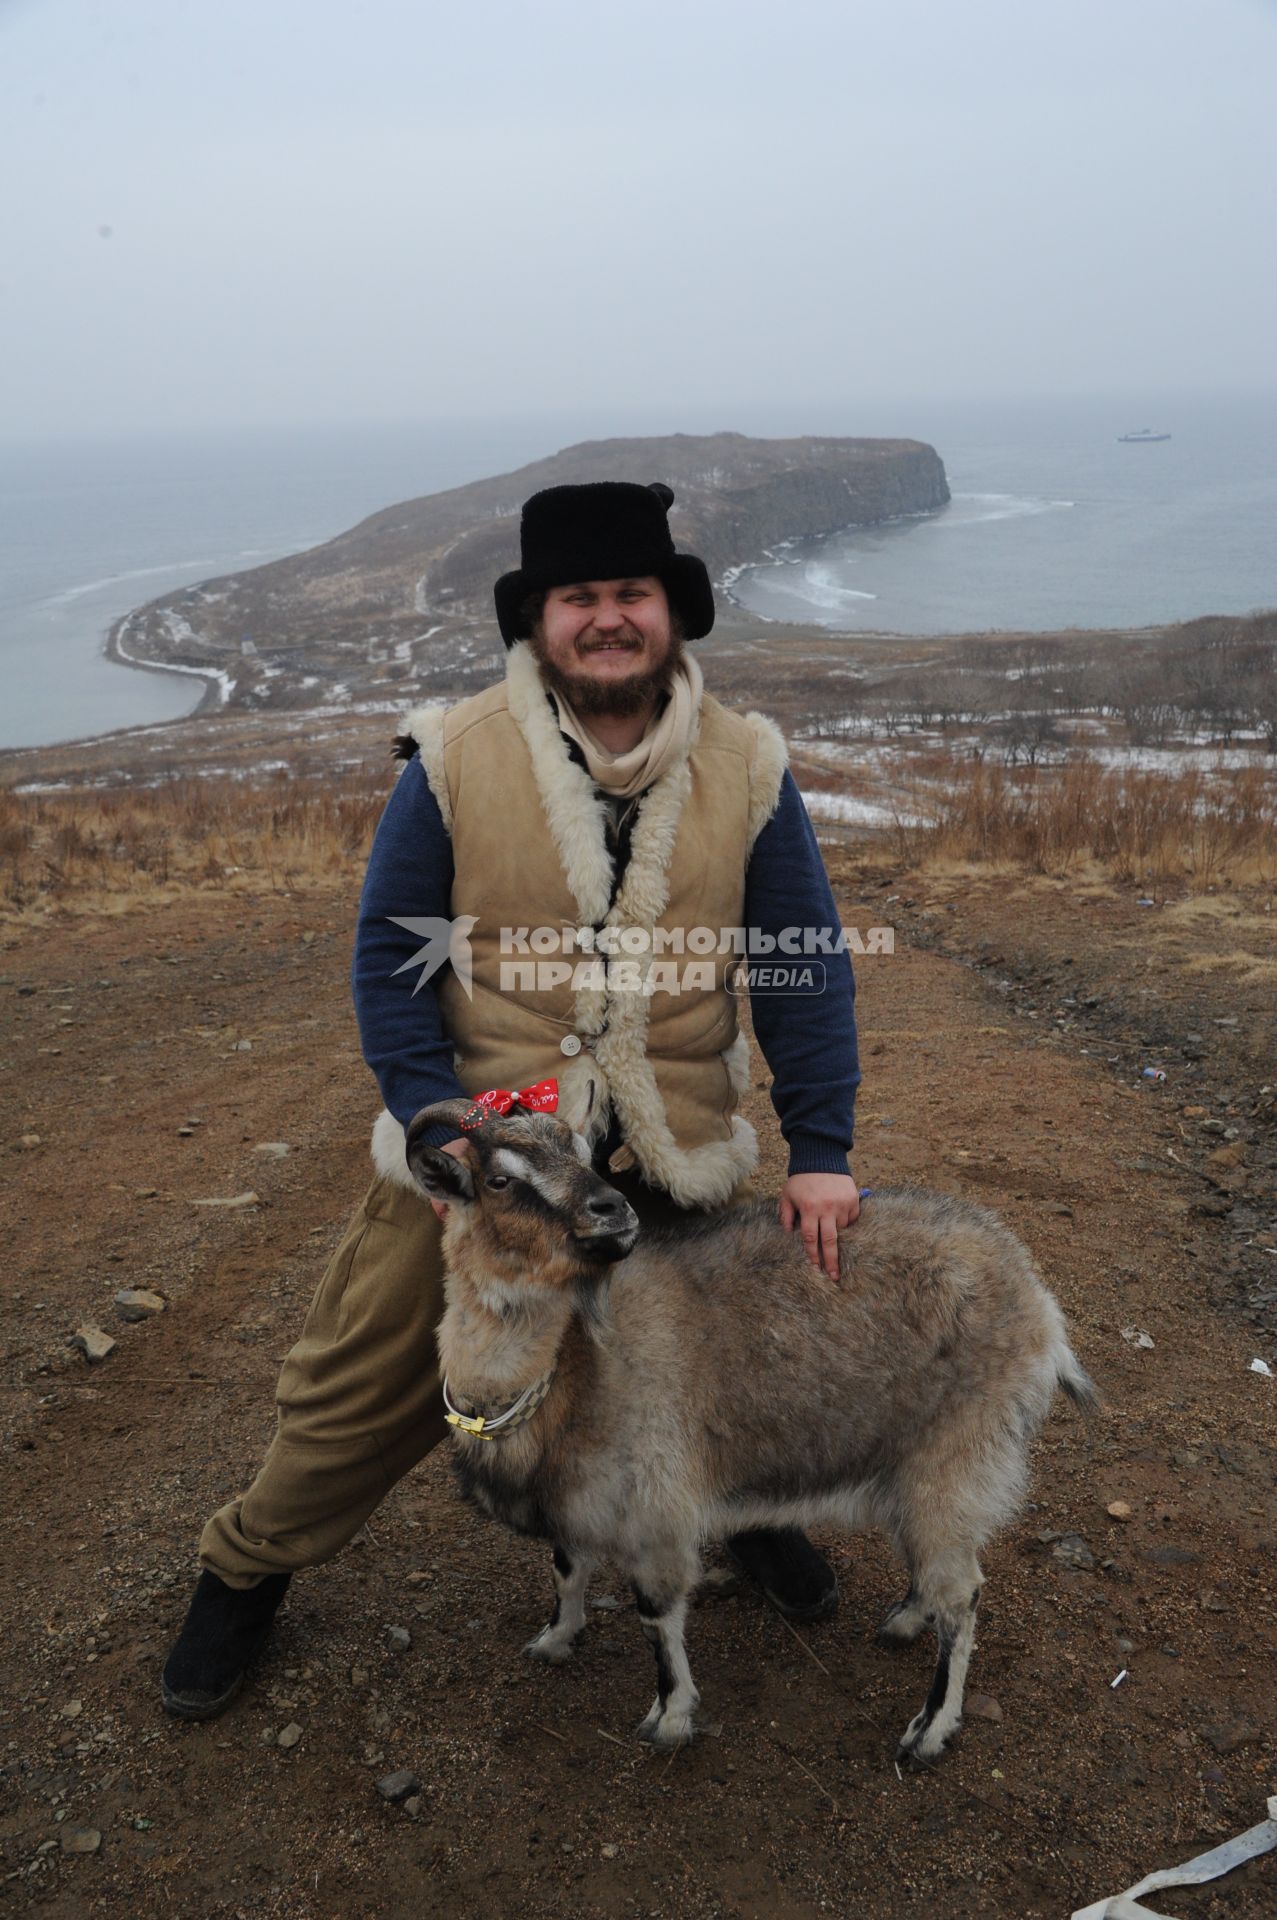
left=371, top=642, right=788, bottom=1208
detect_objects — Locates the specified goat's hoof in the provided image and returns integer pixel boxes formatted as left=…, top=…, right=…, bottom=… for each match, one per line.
left=896, top=1714, right=959, bottom=1769
left=524, top=1632, right=575, bottom=1665
left=638, top=1710, right=695, bottom=1751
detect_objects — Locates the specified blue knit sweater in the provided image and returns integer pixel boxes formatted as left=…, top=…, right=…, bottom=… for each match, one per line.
left=353, top=753, right=860, bottom=1178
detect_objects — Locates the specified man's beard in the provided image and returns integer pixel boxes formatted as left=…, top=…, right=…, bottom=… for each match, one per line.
left=531, top=631, right=685, bottom=719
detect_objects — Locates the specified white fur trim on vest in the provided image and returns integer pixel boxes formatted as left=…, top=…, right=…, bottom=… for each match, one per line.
left=743, top=710, right=789, bottom=851
left=400, top=701, right=452, bottom=830
left=503, top=643, right=614, bottom=925
left=371, top=1107, right=424, bottom=1194
left=381, top=647, right=789, bottom=1210
left=584, top=732, right=758, bottom=1208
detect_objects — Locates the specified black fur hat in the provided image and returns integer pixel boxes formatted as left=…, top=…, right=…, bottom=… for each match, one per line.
left=493, top=481, right=715, bottom=647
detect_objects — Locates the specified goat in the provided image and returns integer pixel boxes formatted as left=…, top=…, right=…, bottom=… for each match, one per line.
left=405, top=1097, right=1096, bottom=1764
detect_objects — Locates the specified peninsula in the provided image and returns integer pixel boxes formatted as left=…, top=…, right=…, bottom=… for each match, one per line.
left=108, top=432, right=949, bottom=714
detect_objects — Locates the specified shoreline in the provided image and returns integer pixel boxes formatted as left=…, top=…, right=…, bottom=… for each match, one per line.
left=105, top=610, right=229, bottom=720
left=3, top=606, right=1273, bottom=794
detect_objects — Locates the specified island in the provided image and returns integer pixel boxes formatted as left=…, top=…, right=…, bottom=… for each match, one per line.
left=108, top=432, right=949, bottom=714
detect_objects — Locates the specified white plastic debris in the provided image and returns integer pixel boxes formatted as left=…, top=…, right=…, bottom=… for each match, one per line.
left=1071, top=1796, right=1277, bottom=1920
left=1249, top=1357, right=1272, bottom=1377
left=1110, top=1669, right=1128, bottom=1689
left=1121, top=1326, right=1155, bottom=1350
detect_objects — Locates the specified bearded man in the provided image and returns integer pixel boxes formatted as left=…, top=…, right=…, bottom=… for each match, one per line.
left=161, top=480, right=861, bottom=1719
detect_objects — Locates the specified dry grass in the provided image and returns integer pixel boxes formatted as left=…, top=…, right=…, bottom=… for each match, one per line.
left=0, top=771, right=386, bottom=919
left=894, top=755, right=1277, bottom=890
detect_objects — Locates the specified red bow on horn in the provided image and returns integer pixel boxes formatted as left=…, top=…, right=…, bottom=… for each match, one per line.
left=458, top=1080, right=559, bottom=1130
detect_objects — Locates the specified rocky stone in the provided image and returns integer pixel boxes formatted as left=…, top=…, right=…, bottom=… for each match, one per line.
left=376, top=1770, right=420, bottom=1803
left=1201, top=1719, right=1258, bottom=1755
left=276, top=1722, right=304, bottom=1749
left=1144, top=1544, right=1201, bottom=1568
left=69, top=1324, right=115, bottom=1364
left=18, top=1134, right=42, bottom=1150
left=1051, top=1533, right=1095, bottom=1570
left=1106, top=1500, right=1133, bottom=1521
left=191, top=1191, right=261, bottom=1208
left=385, top=1626, right=411, bottom=1653
left=60, top=1827, right=101, bottom=1855
left=1120, top=1326, right=1155, bottom=1350
left=965, top=1693, right=1003, bottom=1723
left=254, top=1142, right=292, bottom=1158
left=114, top=1289, right=166, bottom=1323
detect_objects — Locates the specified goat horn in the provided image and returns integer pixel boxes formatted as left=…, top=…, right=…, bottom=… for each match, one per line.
left=405, top=1098, right=482, bottom=1147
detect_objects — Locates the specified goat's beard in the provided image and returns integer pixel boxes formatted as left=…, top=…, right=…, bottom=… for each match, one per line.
left=530, top=631, right=686, bottom=719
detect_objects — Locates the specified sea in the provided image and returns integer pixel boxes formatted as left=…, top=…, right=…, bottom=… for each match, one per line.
left=2, top=393, right=1274, bottom=752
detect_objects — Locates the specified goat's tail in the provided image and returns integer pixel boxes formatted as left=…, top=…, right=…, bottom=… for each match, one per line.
left=1056, top=1346, right=1101, bottom=1416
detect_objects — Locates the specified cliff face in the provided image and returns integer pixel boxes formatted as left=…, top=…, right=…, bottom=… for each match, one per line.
left=116, top=432, right=948, bottom=713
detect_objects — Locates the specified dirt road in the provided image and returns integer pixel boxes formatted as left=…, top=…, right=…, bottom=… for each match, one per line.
left=2, top=872, right=1274, bottom=1917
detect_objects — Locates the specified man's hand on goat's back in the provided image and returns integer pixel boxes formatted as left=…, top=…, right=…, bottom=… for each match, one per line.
left=780, top=1172, right=860, bottom=1281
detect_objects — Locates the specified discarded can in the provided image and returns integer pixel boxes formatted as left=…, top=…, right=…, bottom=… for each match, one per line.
left=1142, top=1067, right=1167, bottom=1081
left=1137, top=897, right=1155, bottom=907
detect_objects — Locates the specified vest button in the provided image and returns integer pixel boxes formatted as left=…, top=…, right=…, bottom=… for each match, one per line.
left=559, top=1034, right=583, bottom=1057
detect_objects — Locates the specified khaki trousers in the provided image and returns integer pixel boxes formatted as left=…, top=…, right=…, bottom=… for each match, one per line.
left=200, top=1173, right=449, bottom=1587
left=199, top=1166, right=740, bottom=1588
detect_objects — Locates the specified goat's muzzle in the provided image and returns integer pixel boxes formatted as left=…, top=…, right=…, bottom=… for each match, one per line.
left=570, top=1186, right=640, bottom=1266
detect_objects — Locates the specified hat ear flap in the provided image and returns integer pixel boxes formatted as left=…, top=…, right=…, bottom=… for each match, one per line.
left=494, top=570, right=530, bottom=647
left=661, top=554, right=715, bottom=640
left=647, top=482, right=674, bottom=510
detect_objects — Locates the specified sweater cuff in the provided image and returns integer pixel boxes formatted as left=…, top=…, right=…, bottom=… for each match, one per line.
left=786, top=1135, right=855, bottom=1178
left=398, top=1118, right=464, bottom=1154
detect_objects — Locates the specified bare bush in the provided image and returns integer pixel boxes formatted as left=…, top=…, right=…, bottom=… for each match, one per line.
left=898, top=755, right=1277, bottom=888
left=0, top=770, right=387, bottom=916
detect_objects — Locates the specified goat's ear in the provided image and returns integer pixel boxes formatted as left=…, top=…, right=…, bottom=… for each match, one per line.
left=405, top=1131, right=476, bottom=1206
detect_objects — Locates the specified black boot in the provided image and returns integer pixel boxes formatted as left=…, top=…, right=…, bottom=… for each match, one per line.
left=726, top=1528, right=838, bottom=1622
left=161, top=1570, right=292, bottom=1721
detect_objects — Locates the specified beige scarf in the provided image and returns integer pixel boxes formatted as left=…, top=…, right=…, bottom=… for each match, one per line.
left=549, top=652, right=704, bottom=799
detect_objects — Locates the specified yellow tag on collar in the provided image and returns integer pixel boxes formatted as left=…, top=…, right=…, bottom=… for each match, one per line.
left=446, top=1410, right=488, bottom=1437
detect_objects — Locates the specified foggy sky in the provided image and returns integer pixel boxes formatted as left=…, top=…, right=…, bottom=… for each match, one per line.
left=2, top=0, right=1274, bottom=443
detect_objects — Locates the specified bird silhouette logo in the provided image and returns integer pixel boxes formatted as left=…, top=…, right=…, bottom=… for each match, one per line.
left=387, top=915, right=477, bottom=1000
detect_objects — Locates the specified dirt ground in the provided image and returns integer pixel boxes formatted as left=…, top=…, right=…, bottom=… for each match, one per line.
left=2, top=858, right=1275, bottom=1919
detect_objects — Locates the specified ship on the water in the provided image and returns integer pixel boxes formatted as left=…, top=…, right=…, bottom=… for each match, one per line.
left=1118, top=427, right=1172, bottom=442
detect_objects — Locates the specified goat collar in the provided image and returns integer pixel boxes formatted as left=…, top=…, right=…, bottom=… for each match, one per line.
left=442, top=1367, right=556, bottom=1441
